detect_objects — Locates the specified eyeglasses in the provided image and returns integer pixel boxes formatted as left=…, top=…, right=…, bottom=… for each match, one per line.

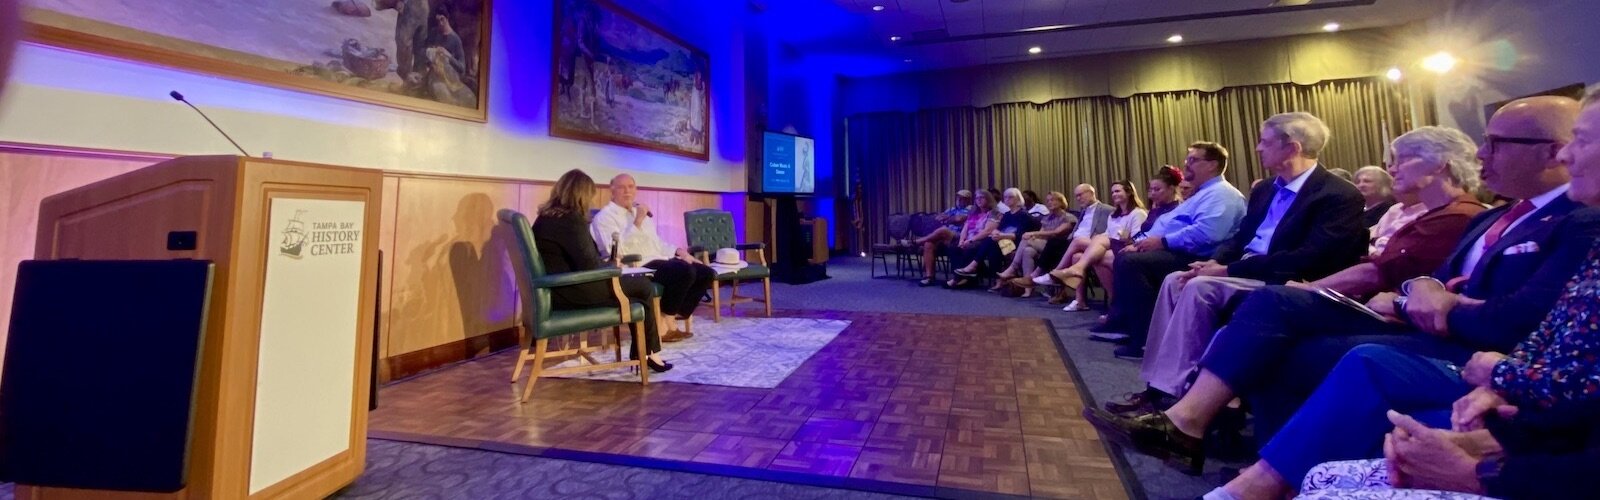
left=1483, top=135, right=1560, bottom=156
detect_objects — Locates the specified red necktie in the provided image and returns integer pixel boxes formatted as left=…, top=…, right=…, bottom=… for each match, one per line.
left=1482, top=200, right=1536, bottom=249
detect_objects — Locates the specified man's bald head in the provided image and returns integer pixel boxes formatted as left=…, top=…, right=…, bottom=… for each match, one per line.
left=1478, top=95, right=1581, bottom=199
left=1073, top=183, right=1097, bottom=208
left=1490, top=95, right=1581, bottom=142
left=609, top=173, right=638, bottom=207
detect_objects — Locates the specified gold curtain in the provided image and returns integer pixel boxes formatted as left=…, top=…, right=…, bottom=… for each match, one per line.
left=848, top=77, right=1413, bottom=252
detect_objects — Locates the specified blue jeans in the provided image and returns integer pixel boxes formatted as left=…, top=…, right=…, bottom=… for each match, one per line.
left=1258, top=344, right=1467, bottom=486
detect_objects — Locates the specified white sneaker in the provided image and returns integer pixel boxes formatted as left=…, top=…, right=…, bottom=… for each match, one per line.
left=1031, top=275, right=1054, bottom=286
left=1062, top=300, right=1089, bottom=312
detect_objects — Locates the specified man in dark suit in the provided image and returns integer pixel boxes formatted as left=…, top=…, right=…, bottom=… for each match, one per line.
left=1089, top=96, right=1599, bottom=468
left=1110, top=113, right=1369, bottom=375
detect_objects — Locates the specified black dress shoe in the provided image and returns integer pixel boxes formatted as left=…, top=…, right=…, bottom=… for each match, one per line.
left=647, top=358, right=674, bottom=373
left=1113, top=345, right=1145, bottom=360
left=1088, top=321, right=1122, bottom=334
left=1083, top=407, right=1205, bottom=475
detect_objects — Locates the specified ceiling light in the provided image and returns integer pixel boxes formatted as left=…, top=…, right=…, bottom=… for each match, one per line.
left=1421, top=51, right=1458, bottom=74
left=903, top=59, right=913, bottom=63
left=872, top=5, right=884, bottom=11
left=1322, top=22, right=1341, bottom=32
left=1167, top=34, right=1184, bottom=43
left=1028, top=46, right=1042, bottom=54
left=889, top=35, right=901, bottom=42
left=1385, top=67, right=1403, bottom=81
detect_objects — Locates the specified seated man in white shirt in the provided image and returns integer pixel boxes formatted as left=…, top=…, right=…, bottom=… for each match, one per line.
left=592, top=174, right=715, bottom=342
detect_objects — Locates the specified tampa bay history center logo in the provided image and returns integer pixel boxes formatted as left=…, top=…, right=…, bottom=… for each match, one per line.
left=278, top=208, right=362, bottom=259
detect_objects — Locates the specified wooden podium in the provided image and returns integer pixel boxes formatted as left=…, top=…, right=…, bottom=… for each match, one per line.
left=22, top=156, right=383, bottom=499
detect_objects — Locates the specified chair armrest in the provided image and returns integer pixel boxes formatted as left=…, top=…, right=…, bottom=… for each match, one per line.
left=735, top=243, right=765, bottom=250
left=530, top=268, right=621, bottom=289
left=620, top=254, right=643, bottom=266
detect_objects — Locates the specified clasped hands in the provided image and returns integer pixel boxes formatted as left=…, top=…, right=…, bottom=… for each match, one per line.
left=1364, top=278, right=1482, bottom=335
left=1174, top=259, right=1228, bottom=286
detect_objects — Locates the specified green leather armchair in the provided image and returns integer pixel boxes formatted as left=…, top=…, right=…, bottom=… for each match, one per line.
left=500, top=209, right=648, bottom=402
left=684, top=209, right=771, bottom=321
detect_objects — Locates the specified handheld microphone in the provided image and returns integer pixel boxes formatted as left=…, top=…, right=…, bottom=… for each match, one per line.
left=633, top=203, right=652, bottom=217
left=169, top=91, right=253, bottom=157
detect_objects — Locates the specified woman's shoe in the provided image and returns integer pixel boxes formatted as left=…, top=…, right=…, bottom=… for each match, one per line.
left=1062, top=300, right=1090, bottom=312
left=954, top=268, right=977, bottom=277
left=1031, top=274, right=1055, bottom=286
left=918, top=277, right=936, bottom=287
left=647, top=358, right=674, bottom=373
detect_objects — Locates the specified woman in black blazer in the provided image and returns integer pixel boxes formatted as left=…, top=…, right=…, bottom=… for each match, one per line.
left=531, top=169, right=671, bottom=372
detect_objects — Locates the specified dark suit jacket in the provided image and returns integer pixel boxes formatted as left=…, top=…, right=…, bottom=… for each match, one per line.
left=1213, top=165, right=1367, bottom=284
left=1434, top=197, right=1600, bottom=352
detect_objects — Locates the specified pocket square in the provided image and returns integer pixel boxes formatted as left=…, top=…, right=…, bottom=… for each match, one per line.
left=1503, top=241, right=1541, bottom=255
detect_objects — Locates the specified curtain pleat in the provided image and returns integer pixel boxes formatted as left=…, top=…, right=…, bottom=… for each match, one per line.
left=847, top=77, right=1411, bottom=253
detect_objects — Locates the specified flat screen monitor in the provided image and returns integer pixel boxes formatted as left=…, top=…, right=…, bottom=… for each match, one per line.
left=760, top=131, right=815, bottom=194
left=0, top=259, right=214, bottom=492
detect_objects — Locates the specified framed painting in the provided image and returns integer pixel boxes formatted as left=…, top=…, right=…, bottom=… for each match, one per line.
left=551, top=0, right=710, bottom=161
left=24, top=0, right=493, bottom=121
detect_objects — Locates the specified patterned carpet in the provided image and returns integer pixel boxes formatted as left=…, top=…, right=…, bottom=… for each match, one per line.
left=549, top=316, right=851, bottom=388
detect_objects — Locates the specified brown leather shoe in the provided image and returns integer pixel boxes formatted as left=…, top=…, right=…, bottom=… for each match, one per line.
left=661, top=330, right=693, bottom=343
left=1083, top=407, right=1205, bottom=474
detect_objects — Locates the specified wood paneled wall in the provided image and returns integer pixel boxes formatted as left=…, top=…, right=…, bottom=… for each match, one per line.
left=0, top=144, right=737, bottom=383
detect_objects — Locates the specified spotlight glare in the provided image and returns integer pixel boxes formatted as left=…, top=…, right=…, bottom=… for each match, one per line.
left=1322, top=22, right=1341, bottom=32
left=1421, top=51, right=1458, bottom=74
left=889, top=35, right=901, bottom=42
left=1385, top=67, right=1403, bottom=81
left=1166, top=34, right=1184, bottom=43
left=872, top=5, right=884, bottom=11
left=1028, top=46, right=1042, bottom=54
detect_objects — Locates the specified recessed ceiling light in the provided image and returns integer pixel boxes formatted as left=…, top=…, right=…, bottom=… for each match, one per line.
left=1421, top=51, right=1458, bottom=74
left=889, top=35, right=901, bottom=42
left=872, top=5, right=885, bottom=11
left=1322, top=22, right=1341, bottom=32
left=904, top=59, right=913, bottom=63
left=1167, top=34, right=1184, bottom=43
left=1385, top=67, right=1403, bottom=81
left=1028, top=46, right=1042, bottom=54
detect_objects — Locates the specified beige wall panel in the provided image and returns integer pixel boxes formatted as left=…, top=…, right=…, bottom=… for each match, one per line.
left=385, top=177, right=520, bottom=357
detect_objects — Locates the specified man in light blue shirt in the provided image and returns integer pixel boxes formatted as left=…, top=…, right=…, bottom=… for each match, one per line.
left=1093, top=141, right=1246, bottom=340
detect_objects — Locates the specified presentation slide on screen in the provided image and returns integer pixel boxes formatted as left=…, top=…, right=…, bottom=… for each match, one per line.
left=762, top=132, right=814, bottom=194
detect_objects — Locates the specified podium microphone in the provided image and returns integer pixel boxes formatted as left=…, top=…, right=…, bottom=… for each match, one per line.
left=169, top=91, right=252, bottom=158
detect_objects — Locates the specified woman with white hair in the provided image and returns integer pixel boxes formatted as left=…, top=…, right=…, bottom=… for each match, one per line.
left=1354, top=165, right=1398, bottom=228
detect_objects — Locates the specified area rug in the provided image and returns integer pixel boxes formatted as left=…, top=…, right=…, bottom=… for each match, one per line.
left=547, top=316, right=850, bottom=388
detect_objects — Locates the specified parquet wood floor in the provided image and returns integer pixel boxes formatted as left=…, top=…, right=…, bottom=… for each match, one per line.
left=369, top=310, right=1128, bottom=499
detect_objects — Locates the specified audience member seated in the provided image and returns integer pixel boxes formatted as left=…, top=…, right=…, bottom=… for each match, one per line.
left=1178, top=178, right=1197, bottom=199
left=1203, top=177, right=1600, bottom=499
left=1091, top=96, right=1600, bottom=476
left=1091, top=142, right=1246, bottom=340
left=1031, top=183, right=1112, bottom=302
left=1370, top=186, right=1428, bottom=256
left=915, top=189, right=974, bottom=285
left=592, top=174, right=716, bottom=342
left=531, top=169, right=671, bottom=373
left=956, top=188, right=1040, bottom=284
left=1356, top=165, right=1399, bottom=228
left=1090, top=126, right=1490, bottom=467
left=1116, top=115, right=1369, bottom=411
left=932, top=188, right=1002, bottom=287
left=1022, top=189, right=1051, bottom=218
left=1279, top=87, right=1600, bottom=500
left=1048, top=180, right=1147, bottom=311
left=1296, top=398, right=1600, bottom=500
left=1328, top=167, right=1356, bottom=183
left=996, top=191, right=1077, bottom=297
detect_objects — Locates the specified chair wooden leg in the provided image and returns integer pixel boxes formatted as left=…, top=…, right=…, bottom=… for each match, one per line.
left=729, top=280, right=742, bottom=318
left=762, top=278, right=773, bottom=317
left=510, top=349, right=529, bottom=383
left=711, top=281, right=723, bottom=322
left=520, top=339, right=548, bottom=403
left=612, top=326, right=623, bottom=362
left=633, top=321, right=649, bottom=385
